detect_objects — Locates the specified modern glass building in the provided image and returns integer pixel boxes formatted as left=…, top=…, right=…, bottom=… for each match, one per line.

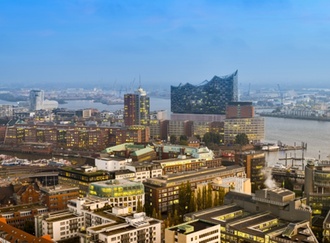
left=171, top=70, right=238, bottom=115
left=88, top=179, right=145, bottom=212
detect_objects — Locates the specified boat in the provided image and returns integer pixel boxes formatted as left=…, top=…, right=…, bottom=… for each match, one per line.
left=262, top=144, right=280, bottom=151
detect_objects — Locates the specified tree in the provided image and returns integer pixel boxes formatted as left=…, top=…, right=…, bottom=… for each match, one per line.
left=206, top=183, right=213, bottom=208
left=136, top=198, right=143, bottom=213
left=202, top=185, right=207, bottom=210
left=218, top=187, right=226, bottom=206
left=152, top=208, right=158, bottom=219
left=173, top=209, right=180, bottom=225
left=170, top=135, right=177, bottom=144
left=189, top=192, right=196, bottom=212
left=178, top=181, right=193, bottom=220
left=196, top=188, right=202, bottom=211
left=203, top=132, right=221, bottom=146
left=235, top=133, right=249, bottom=146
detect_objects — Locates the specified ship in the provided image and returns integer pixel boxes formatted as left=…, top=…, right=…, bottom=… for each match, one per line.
left=262, top=144, right=280, bottom=151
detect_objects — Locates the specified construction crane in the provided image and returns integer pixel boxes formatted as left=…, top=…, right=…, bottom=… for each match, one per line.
left=277, top=84, right=284, bottom=106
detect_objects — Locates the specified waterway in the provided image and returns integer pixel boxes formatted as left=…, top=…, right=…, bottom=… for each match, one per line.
left=58, top=97, right=172, bottom=115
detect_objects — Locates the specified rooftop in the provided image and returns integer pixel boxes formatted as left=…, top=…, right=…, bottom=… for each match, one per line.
left=168, top=219, right=219, bottom=234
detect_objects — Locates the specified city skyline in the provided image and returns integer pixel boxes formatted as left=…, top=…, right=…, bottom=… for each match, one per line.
left=1, top=1, right=330, bottom=89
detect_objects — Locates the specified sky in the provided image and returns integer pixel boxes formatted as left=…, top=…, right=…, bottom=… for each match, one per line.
left=1, top=0, right=330, bottom=90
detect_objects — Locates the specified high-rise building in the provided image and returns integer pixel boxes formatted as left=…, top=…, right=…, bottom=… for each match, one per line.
left=171, top=70, right=238, bottom=116
left=29, top=89, right=44, bottom=111
left=124, top=87, right=150, bottom=126
left=29, top=89, right=58, bottom=111
left=224, top=101, right=265, bottom=144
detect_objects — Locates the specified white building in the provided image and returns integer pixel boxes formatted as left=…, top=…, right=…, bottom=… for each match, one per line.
left=212, top=176, right=251, bottom=195
left=29, top=89, right=58, bottom=111
left=67, top=197, right=162, bottom=243
left=84, top=212, right=162, bottom=243
left=39, top=211, right=84, bottom=242
left=165, top=219, right=221, bottom=243
left=88, top=179, right=144, bottom=213
left=95, top=157, right=130, bottom=171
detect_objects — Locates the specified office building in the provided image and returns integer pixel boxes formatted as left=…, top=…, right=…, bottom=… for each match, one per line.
left=165, top=219, right=221, bottom=243
left=305, top=160, right=330, bottom=215
left=40, top=185, right=79, bottom=212
left=124, top=87, right=150, bottom=126
left=29, top=90, right=44, bottom=111
left=183, top=188, right=317, bottom=243
left=29, top=89, right=58, bottom=111
left=224, top=117, right=265, bottom=144
left=226, top=101, right=254, bottom=119
left=88, top=179, right=144, bottom=212
left=224, top=101, right=264, bottom=144
left=144, top=165, right=245, bottom=215
left=235, top=151, right=266, bottom=193
left=58, top=165, right=111, bottom=197
left=171, top=71, right=238, bottom=116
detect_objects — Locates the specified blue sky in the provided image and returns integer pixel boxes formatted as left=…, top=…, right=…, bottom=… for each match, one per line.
left=1, top=0, right=330, bottom=89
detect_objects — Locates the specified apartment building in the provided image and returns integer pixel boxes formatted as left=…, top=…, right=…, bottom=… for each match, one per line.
left=40, top=185, right=79, bottom=212
left=165, top=219, right=221, bottom=243
left=0, top=203, right=48, bottom=231
left=38, top=210, right=84, bottom=242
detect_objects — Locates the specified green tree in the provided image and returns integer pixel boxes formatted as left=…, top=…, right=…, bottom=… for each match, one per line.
left=170, top=135, right=177, bottom=144
left=218, top=187, right=226, bottom=206
left=136, top=198, right=143, bottom=213
left=152, top=208, right=158, bottom=219
left=196, top=188, right=202, bottom=211
left=167, top=212, right=173, bottom=227
left=213, top=189, right=219, bottom=207
left=202, top=185, right=207, bottom=210
left=203, top=132, right=221, bottom=146
left=178, top=181, right=193, bottom=220
left=173, top=209, right=180, bottom=225
left=206, top=183, right=213, bottom=208
left=189, top=192, right=196, bottom=212
left=145, top=202, right=152, bottom=216
left=235, top=133, right=249, bottom=146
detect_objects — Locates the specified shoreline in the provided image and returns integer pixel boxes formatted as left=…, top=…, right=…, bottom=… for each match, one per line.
left=260, top=113, right=330, bottom=122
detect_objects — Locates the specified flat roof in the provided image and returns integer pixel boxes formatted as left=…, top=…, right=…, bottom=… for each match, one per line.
left=144, top=165, right=244, bottom=187
left=45, top=212, right=79, bottom=222
left=0, top=204, right=47, bottom=214
left=168, top=220, right=218, bottom=234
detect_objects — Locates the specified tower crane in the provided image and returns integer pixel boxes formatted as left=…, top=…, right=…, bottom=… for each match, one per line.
left=277, top=84, right=284, bottom=106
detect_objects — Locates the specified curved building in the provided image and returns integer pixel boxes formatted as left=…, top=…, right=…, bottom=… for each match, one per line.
left=171, top=70, right=238, bottom=115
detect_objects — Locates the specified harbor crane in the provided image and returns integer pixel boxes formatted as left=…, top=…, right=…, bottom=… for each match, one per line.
left=277, top=84, right=284, bottom=106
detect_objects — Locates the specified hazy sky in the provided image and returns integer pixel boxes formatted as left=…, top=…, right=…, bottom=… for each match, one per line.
left=1, top=0, right=330, bottom=89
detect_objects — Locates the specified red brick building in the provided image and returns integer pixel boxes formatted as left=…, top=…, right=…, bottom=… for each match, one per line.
left=226, top=102, right=254, bottom=119
left=40, top=185, right=79, bottom=212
